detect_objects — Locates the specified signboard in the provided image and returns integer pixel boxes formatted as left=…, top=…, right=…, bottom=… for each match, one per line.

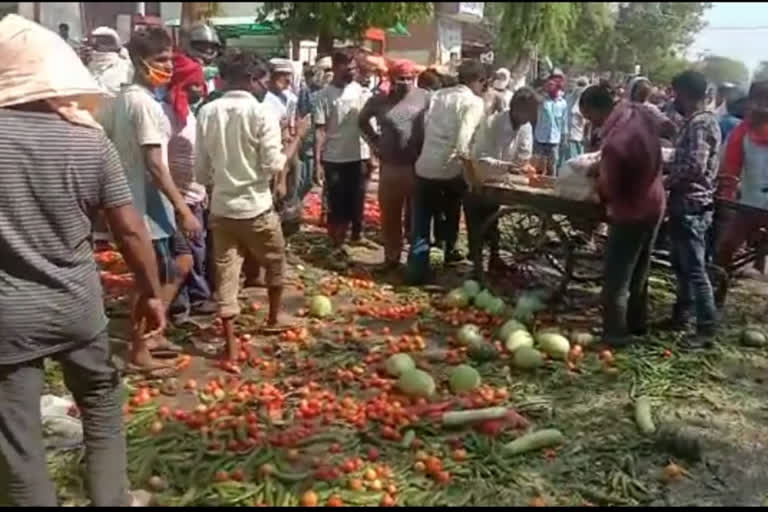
left=458, top=2, right=484, bottom=19
left=437, top=18, right=462, bottom=65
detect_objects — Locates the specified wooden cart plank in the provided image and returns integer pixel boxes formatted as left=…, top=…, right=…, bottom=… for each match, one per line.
left=471, top=185, right=605, bottom=222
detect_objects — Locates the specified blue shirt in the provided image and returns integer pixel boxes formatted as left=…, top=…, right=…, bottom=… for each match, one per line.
left=719, top=114, right=740, bottom=143
left=534, top=96, right=568, bottom=144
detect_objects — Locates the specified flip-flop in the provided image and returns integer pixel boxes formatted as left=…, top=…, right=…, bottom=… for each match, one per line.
left=259, top=325, right=294, bottom=335
left=124, top=363, right=178, bottom=380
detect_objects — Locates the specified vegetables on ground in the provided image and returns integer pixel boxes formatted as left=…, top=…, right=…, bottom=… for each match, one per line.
left=444, top=287, right=470, bottom=309
left=473, top=290, right=494, bottom=310
left=309, top=295, right=333, bottom=318
left=396, top=369, right=436, bottom=398
left=570, top=331, right=595, bottom=347
left=442, top=406, right=509, bottom=427
left=462, top=280, right=481, bottom=298
left=498, top=319, right=528, bottom=342
left=513, top=347, right=544, bottom=370
left=384, top=354, right=416, bottom=378
left=634, top=396, right=656, bottom=435
left=448, top=364, right=481, bottom=393
left=467, top=343, right=498, bottom=362
left=505, top=329, right=534, bottom=353
left=741, top=328, right=767, bottom=347
left=536, top=332, right=570, bottom=360
left=456, top=324, right=484, bottom=347
left=502, top=428, right=565, bottom=455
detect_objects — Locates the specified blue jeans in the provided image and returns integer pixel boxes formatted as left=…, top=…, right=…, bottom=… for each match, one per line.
left=668, top=211, right=717, bottom=334
left=170, top=202, right=212, bottom=314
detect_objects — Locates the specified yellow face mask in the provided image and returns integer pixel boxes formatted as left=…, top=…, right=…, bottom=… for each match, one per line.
left=142, top=59, right=172, bottom=87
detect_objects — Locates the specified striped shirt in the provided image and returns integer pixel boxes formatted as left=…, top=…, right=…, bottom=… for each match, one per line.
left=163, top=104, right=207, bottom=205
left=0, top=108, right=133, bottom=364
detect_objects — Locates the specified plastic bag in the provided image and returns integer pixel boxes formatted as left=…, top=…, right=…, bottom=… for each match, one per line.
left=555, top=151, right=601, bottom=202
left=41, top=394, right=83, bottom=451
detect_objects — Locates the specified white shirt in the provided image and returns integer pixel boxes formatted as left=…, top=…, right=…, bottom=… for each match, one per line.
left=101, top=84, right=174, bottom=240
left=195, top=90, right=286, bottom=219
left=415, top=84, right=485, bottom=180
left=471, top=112, right=533, bottom=185
left=314, top=81, right=370, bottom=162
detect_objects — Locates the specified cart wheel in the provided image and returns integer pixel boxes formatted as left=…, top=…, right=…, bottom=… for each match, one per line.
left=539, top=215, right=606, bottom=283
left=472, top=206, right=549, bottom=285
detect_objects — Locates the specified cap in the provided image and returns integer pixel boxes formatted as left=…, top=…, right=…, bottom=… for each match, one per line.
left=270, top=58, right=294, bottom=75
left=316, top=56, right=332, bottom=70
left=492, top=67, right=511, bottom=90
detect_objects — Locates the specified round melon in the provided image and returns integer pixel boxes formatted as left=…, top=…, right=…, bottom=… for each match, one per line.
left=499, top=319, right=528, bottom=342
left=571, top=331, right=595, bottom=347
left=448, top=365, right=481, bottom=393
left=396, top=369, right=436, bottom=398
left=536, top=332, right=571, bottom=360
left=309, top=295, right=333, bottom=318
left=485, top=297, right=505, bottom=316
left=505, top=329, right=534, bottom=353
left=444, top=287, right=470, bottom=309
left=513, top=347, right=544, bottom=370
left=742, top=328, right=767, bottom=347
left=462, top=280, right=481, bottom=298
left=474, top=290, right=494, bottom=310
left=384, top=354, right=416, bottom=378
left=456, top=324, right=484, bottom=347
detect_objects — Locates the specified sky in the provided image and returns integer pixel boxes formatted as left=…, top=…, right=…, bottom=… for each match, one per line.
left=689, top=2, right=768, bottom=72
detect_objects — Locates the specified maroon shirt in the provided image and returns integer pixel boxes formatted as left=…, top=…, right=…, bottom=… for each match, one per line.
left=598, top=101, right=666, bottom=223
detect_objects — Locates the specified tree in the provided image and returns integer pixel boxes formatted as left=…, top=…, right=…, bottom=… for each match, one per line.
left=491, top=3, right=579, bottom=81
left=754, top=61, right=768, bottom=82
left=645, top=54, right=694, bottom=85
left=698, top=55, right=750, bottom=86
left=608, top=2, right=711, bottom=75
left=259, top=2, right=432, bottom=55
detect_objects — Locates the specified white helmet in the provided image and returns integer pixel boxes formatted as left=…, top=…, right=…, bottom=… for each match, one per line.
left=185, top=24, right=220, bottom=63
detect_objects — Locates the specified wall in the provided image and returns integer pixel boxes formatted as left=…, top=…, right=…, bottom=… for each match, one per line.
left=160, top=2, right=263, bottom=22
left=385, top=19, right=435, bottom=66
left=15, top=1, right=82, bottom=39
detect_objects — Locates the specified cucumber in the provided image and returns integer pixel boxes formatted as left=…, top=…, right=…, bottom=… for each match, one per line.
left=634, top=396, right=655, bottom=435
left=442, top=407, right=508, bottom=427
left=502, top=428, right=564, bottom=455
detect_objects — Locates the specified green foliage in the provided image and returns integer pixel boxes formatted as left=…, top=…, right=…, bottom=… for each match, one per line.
left=496, top=2, right=577, bottom=56
left=698, top=55, right=750, bottom=86
left=646, top=54, right=694, bottom=85
left=259, top=2, right=432, bottom=43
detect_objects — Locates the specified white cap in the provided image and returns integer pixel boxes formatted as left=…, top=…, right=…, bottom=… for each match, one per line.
left=269, top=58, right=294, bottom=74
left=316, top=56, right=332, bottom=70
left=492, top=67, right=511, bottom=90
left=90, top=26, right=121, bottom=47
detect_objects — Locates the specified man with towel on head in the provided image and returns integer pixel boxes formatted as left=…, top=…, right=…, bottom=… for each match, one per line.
left=0, top=15, right=162, bottom=506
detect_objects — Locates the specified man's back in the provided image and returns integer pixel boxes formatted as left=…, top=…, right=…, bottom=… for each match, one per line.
left=0, top=108, right=132, bottom=364
left=416, top=84, right=485, bottom=179
left=196, top=90, right=286, bottom=219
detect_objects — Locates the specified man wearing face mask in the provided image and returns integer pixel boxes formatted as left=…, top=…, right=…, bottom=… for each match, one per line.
left=183, top=24, right=222, bottom=94
left=533, top=71, right=568, bottom=175
left=662, top=70, right=721, bottom=349
left=163, top=52, right=218, bottom=323
left=101, top=27, right=203, bottom=375
left=87, top=27, right=134, bottom=98
left=313, top=50, right=372, bottom=262
left=358, top=59, right=428, bottom=271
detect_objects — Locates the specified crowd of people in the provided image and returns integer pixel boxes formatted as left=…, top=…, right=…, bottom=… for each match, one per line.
left=1, top=14, right=768, bottom=505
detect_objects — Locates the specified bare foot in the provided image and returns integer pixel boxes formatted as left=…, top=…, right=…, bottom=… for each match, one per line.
left=146, top=334, right=183, bottom=355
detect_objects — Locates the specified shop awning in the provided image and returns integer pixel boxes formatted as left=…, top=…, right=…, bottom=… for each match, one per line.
left=387, top=22, right=410, bottom=37
left=165, top=17, right=280, bottom=38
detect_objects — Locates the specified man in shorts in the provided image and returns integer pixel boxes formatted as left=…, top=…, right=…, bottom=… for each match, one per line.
left=101, top=27, right=202, bottom=374
left=196, top=52, right=308, bottom=361
left=313, top=50, right=371, bottom=261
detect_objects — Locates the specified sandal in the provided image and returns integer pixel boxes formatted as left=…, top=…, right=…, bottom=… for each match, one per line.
left=124, top=363, right=178, bottom=380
